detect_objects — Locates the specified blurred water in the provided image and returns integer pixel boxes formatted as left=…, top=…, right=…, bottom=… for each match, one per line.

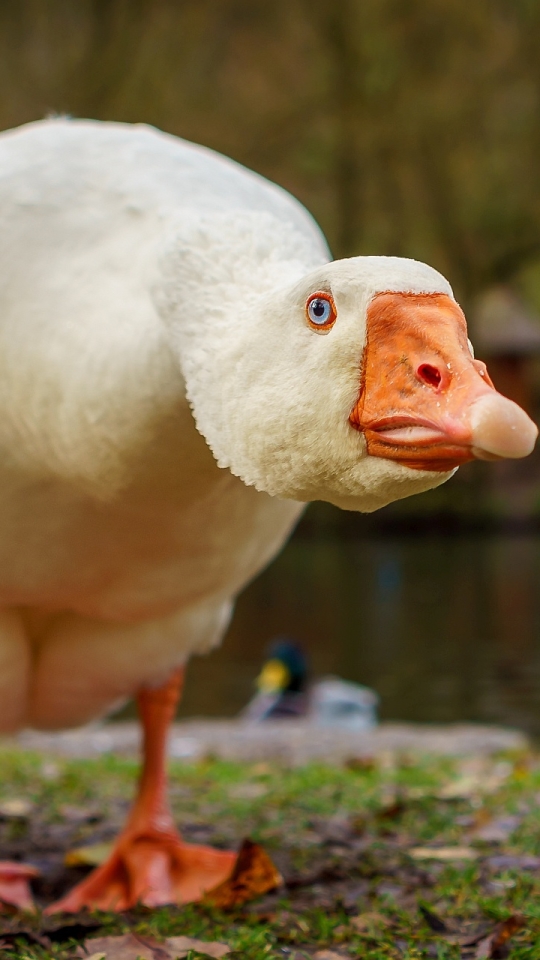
left=178, top=530, right=540, bottom=735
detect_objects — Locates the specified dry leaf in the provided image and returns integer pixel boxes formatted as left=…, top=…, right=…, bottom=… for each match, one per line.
left=486, top=853, right=540, bottom=872
left=350, top=912, right=390, bottom=932
left=313, top=951, right=348, bottom=960
left=78, top=933, right=230, bottom=960
left=250, top=763, right=271, bottom=776
left=469, top=815, right=520, bottom=844
left=345, top=757, right=377, bottom=773
left=165, top=936, right=230, bottom=958
left=0, top=798, right=33, bottom=818
left=474, top=915, right=525, bottom=958
left=59, top=804, right=101, bottom=823
left=227, top=783, right=268, bottom=800
left=437, top=761, right=511, bottom=800
left=203, top=838, right=282, bottom=909
left=77, top=933, right=170, bottom=960
left=65, top=842, right=113, bottom=867
left=437, top=776, right=484, bottom=799
left=409, top=846, right=477, bottom=861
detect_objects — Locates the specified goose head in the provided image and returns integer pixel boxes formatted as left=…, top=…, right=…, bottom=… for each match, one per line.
left=163, top=229, right=537, bottom=512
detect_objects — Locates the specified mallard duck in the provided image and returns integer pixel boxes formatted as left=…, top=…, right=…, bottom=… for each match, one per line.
left=241, top=637, right=310, bottom=721
left=0, top=118, right=534, bottom=912
left=241, top=638, right=378, bottom=728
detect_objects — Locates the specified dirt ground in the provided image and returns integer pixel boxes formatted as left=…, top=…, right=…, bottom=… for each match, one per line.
left=0, top=724, right=537, bottom=958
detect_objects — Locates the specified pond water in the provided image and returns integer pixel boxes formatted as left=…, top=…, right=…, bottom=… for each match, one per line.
left=178, top=525, right=540, bottom=736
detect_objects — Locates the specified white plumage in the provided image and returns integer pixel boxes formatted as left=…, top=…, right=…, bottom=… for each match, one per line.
left=0, top=118, right=532, bottom=742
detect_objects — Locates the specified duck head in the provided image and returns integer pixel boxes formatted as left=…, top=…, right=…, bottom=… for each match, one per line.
left=165, top=230, right=537, bottom=512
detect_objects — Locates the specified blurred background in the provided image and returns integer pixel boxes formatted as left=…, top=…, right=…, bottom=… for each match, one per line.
left=3, top=0, right=540, bottom=731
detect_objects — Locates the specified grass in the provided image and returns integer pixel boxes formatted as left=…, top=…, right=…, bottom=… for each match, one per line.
left=0, top=747, right=540, bottom=957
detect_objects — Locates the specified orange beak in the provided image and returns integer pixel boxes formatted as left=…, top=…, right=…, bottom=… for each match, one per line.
left=350, top=291, right=538, bottom=472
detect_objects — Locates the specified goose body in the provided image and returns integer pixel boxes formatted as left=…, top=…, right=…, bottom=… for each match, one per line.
left=0, top=118, right=536, bottom=912
left=0, top=118, right=321, bottom=730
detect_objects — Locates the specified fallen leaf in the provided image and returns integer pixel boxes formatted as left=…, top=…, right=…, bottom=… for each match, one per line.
left=249, top=763, right=271, bottom=775
left=227, top=783, right=268, bottom=800
left=469, top=816, right=521, bottom=844
left=165, top=937, right=230, bottom=958
left=394, top=940, right=409, bottom=954
left=474, top=915, right=525, bottom=958
left=65, top=841, right=113, bottom=867
left=345, top=757, right=377, bottom=773
left=0, top=798, right=33, bottom=818
left=203, top=838, right=282, bottom=909
left=40, top=761, right=61, bottom=781
left=375, top=796, right=407, bottom=821
left=409, top=846, right=478, bottom=861
left=59, top=804, right=102, bottom=823
left=313, top=951, right=348, bottom=960
left=437, top=776, right=484, bottom=799
left=404, top=786, right=433, bottom=800
left=485, top=853, right=540, bottom=872
left=350, top=912, right=390, bottom=932
left=78, top=934, right=169, bottom=960
left=437, top=763, right=511, bottom=800
left=438, top=925, right=505, bottom=949
left=78, top=932, right=230, bottom=960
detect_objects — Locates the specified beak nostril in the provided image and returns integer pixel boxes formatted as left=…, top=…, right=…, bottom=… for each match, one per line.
left=417, top=363, right=442, bottom=388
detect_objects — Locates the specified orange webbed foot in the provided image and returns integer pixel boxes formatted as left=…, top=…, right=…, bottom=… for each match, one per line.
left=46, top=828, right=237, bottom=913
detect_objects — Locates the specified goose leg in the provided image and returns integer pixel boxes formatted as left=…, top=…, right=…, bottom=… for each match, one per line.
left=47, top=668, right=236, bottom=912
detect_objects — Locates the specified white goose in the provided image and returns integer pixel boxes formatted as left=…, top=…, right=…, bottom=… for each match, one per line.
left=0, top=118, right=535, bottom=912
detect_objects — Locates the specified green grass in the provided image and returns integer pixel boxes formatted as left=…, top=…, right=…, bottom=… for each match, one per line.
left=1, top=747, right=540, bottom=957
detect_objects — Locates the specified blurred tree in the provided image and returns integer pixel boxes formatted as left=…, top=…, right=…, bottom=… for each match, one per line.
left=1, top=0, right=540, bottom=307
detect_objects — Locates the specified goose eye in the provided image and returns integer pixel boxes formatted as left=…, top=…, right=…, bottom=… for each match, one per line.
left=306, top=293, right=337, bottom=332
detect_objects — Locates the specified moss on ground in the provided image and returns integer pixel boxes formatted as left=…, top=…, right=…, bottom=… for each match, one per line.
left=0, top=747, right=539, bottom=957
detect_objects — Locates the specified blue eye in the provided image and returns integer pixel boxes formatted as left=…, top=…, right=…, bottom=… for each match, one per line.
left=306, top=293, right=336, bottom=330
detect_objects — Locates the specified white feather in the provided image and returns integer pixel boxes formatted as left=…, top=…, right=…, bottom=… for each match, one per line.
left=0, top=118, right=453, bottom=731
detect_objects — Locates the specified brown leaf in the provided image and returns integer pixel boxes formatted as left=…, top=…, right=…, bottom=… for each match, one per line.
left=486, top=854, right=540, bottom=872
left=77, top=933, right=171, bottom=960
left=59, top=804, right=102, bottom=824
left=0, top=798, right=33, bottom=819
left=78, top=933, right=231, bottom=960
left=474, top=915, right=525, bottom=958
left=469, top=816, right=521, bottom=844
left=165, top=936, right=230, bottom=958
left=409, top=846, right=477, bottom=861
left=65, top=842, right=113, bottom=867
left=350, top=912, right=390, bottom=933
left=345, top=757, right=377, bottom=773
left=313, top=952, right=348, bottom=960
left=203, top=838, right=282, bottom=909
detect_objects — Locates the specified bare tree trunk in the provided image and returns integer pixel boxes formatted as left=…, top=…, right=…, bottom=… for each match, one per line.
left=314, top=0, right=363, bottom=257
